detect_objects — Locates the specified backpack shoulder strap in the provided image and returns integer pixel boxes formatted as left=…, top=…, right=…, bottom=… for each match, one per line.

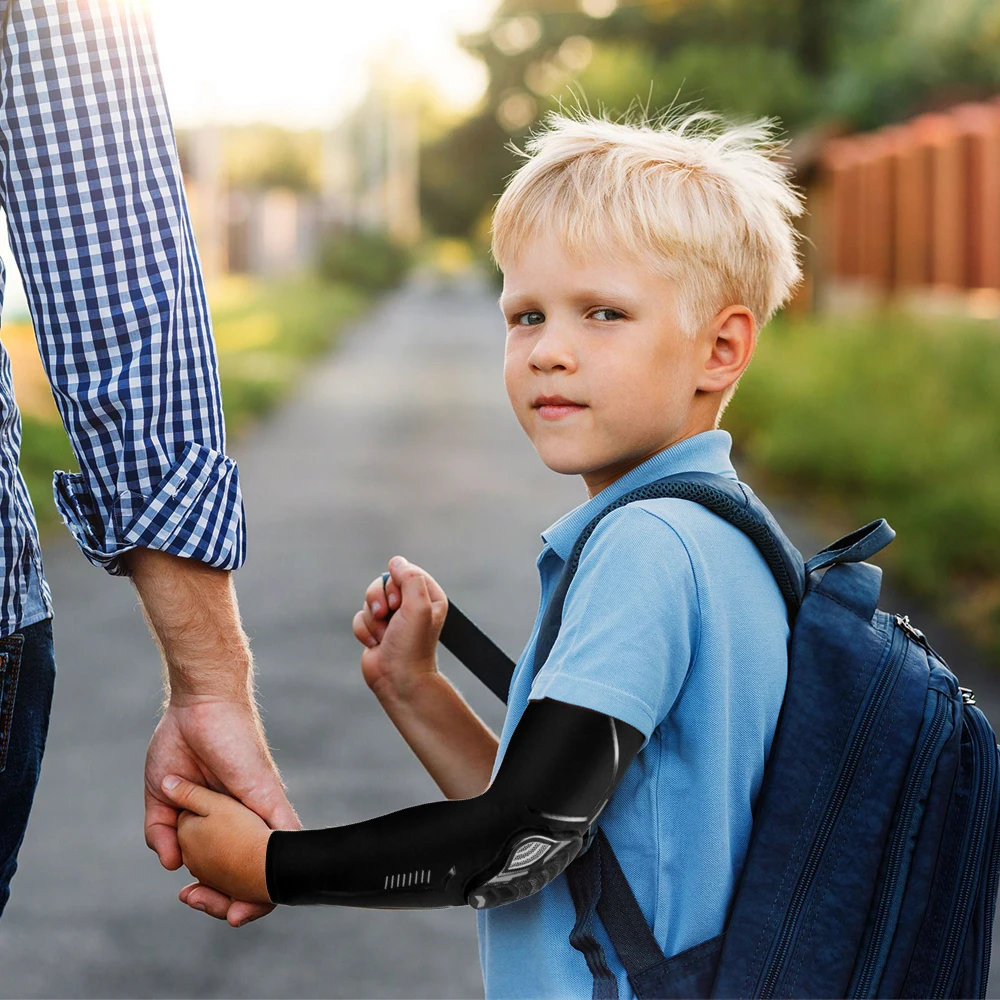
left=437, top=600, right=516, bottom=703
left=436, top=473, right=806, bottom=705
left=546, top=474, right=803, bottom=997
left=567, top=829, right=727, bottom=999
left=532, top=472, right=805, bottom=678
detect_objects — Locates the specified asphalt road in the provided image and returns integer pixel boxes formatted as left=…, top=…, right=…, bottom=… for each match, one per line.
left=0, top=272, right=997, bottom=998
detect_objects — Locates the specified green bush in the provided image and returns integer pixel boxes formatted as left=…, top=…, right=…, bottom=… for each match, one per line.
left=212, top=276, right=365, bottom=353
left=318, top=227, right=412, bottom=293
left=725, top=311, right=1000, bottom=656
left=212, top=276, right=366, bottom=433
left=20, top=416, right=77, bottom=530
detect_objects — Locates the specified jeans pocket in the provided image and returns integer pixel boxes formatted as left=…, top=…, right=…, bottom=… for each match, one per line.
left=0, top=632, right=25, bottom=773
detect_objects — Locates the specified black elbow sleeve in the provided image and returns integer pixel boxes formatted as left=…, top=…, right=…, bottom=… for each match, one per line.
left=266, top=795, right=512, bottom=908
left=266, top=699, right=644, bottom=910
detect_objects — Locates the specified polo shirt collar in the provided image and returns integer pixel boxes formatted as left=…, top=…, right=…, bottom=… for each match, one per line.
left=541, top=429, right=738, bottom=561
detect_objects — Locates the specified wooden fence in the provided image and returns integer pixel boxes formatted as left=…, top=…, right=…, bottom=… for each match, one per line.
left=818, top=98, right=1000, bottom=307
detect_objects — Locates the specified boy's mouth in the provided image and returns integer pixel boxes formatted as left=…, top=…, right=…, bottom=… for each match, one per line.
left=533, top=395, right=587, bottom=420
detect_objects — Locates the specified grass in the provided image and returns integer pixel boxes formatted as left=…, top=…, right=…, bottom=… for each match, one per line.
left=17, top=274, right=366, bottom=530
left=20, top=415, right=78, bottom=532
left=725, top=309, right=1000, bottom=657
left=212, top=275, right=365, bottom=435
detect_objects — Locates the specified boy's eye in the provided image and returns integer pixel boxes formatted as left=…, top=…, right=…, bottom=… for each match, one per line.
left=514, top=310, right=545, bottom=326
left=590, top=308, right=625, bottom=322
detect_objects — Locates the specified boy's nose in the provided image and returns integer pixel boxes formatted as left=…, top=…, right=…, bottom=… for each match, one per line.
left=527, top=326, right=577, bottom=373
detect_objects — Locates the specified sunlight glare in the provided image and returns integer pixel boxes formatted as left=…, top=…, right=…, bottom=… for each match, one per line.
left=148, top=0, right=496, bottom=127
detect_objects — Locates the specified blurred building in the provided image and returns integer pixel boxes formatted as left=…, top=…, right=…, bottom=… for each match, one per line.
left=225, top=189, right=322, bottom=276
left=322, top=88, right=421, bottom=245
left=182, top=88, right=420, bottom=280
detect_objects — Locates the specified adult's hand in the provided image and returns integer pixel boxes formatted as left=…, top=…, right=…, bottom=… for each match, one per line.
left=144, top=695, right=299, bottom=924
left=127, top=547, right=300, bottom=926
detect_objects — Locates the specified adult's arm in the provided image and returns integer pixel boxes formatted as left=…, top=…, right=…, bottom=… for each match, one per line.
left=128, top=548, right=298, bottom=871
left=266, top=698, right=645, bottom=909
left=0, top=0, right=243, bottom=575
left=0, top=1, right=297, bottom=923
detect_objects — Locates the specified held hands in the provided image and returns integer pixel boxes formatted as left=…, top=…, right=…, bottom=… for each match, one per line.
left=353, top=556, right=448, bottom=702
left=160, top=774, right=272, bottom=905
left=128, top=548, right=299, bottom=926
left=144, top=695, right=300, bottom=926
left=161, top=556, right=448, bottom=922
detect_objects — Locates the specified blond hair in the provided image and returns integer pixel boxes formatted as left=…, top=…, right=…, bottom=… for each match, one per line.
left=491, top=110, right=803, bottom=337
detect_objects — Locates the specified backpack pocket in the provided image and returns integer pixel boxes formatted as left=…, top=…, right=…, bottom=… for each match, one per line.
left=630, top=933, right=725, bottom=1000
left=902, top=702, right=1000, bottom=998
left=850, top=670, right=959, bottom=997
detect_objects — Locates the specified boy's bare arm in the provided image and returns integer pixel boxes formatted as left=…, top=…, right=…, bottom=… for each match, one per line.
left=373, top=670, right=498, bottom=799
left=354, top=556, right=498, bottom=799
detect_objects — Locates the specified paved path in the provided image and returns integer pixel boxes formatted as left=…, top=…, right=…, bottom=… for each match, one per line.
left=0, top=273, right=997, bottom=997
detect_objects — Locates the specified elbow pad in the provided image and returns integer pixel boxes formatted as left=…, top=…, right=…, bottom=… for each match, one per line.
left=266, top=699, right=644, bottom=910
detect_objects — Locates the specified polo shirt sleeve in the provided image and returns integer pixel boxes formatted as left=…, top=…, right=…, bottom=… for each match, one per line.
left=528, top=504, right=700, bottom=742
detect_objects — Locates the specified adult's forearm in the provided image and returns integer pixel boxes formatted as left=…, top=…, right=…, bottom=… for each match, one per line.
left=126, top=547, right=253, bottom=702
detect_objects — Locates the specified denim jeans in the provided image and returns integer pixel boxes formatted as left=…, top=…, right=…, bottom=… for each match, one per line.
left=0, top=617, right=56, bottom=919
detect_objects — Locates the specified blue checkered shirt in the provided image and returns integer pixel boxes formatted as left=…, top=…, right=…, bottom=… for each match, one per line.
left=0, top=0, right=245, bottom=637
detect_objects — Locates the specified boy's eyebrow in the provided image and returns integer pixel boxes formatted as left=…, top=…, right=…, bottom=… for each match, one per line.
left=499, top=288, right=639, bottom=313
left=497, top=293, right=532, bottom=314
left=568, top=288, right=638, bottom=306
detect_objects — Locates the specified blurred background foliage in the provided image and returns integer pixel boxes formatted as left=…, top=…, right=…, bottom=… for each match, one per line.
left=726, top=315, right=1000, bottom=654
left=318, top=227, right=414, bottom=292
left=167, top=0, right=1000, bottom=251
left=223, top=126, right=323, bottom=192
left=421, top=0, right=1000, bottom=243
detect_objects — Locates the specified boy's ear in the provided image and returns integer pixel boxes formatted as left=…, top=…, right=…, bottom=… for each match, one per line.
left=697, top=305, right=756, bottom=394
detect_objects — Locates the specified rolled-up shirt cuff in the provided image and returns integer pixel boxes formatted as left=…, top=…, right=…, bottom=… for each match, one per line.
left=54, top=441, right=246, bottom=576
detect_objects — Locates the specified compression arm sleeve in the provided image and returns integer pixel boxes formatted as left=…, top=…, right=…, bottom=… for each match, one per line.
left=265, top=698, right=644, bottom=909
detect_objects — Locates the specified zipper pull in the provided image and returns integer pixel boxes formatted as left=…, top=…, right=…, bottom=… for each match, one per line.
left=895, top=614, right=929, bottom=647
left=896, top=616, right=975, bottom=704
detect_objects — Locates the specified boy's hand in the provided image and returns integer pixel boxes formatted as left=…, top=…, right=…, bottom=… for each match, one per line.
left=353, top=556, right=448, bottom=702
left=160, top=775, right=271, bottom=907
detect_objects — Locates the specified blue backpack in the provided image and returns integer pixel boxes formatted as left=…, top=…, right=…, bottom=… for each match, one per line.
left=439, top=473, right=1000, bottom=999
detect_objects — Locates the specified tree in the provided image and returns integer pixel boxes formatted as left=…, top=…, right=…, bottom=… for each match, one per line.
left=420, top=0, right=1000, bottom=242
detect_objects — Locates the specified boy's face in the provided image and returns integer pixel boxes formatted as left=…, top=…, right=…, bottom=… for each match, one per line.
left=500, top=229, right=749, bottom=496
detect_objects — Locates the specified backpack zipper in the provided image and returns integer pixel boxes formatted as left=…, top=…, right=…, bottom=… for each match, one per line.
left=850, top=684, right=951, bottom=997
left=758, top=618, right=906, bottom=998
left=977, top=772, right=1000, bottom=997
left=929, top=706, right=999, bottom=998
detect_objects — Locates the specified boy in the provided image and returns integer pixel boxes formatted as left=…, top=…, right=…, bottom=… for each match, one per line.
left=160, top=110, right=803, bottom=998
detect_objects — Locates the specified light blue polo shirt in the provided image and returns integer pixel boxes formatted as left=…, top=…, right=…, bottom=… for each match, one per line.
left=477, top=430, right=789, bottom=999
